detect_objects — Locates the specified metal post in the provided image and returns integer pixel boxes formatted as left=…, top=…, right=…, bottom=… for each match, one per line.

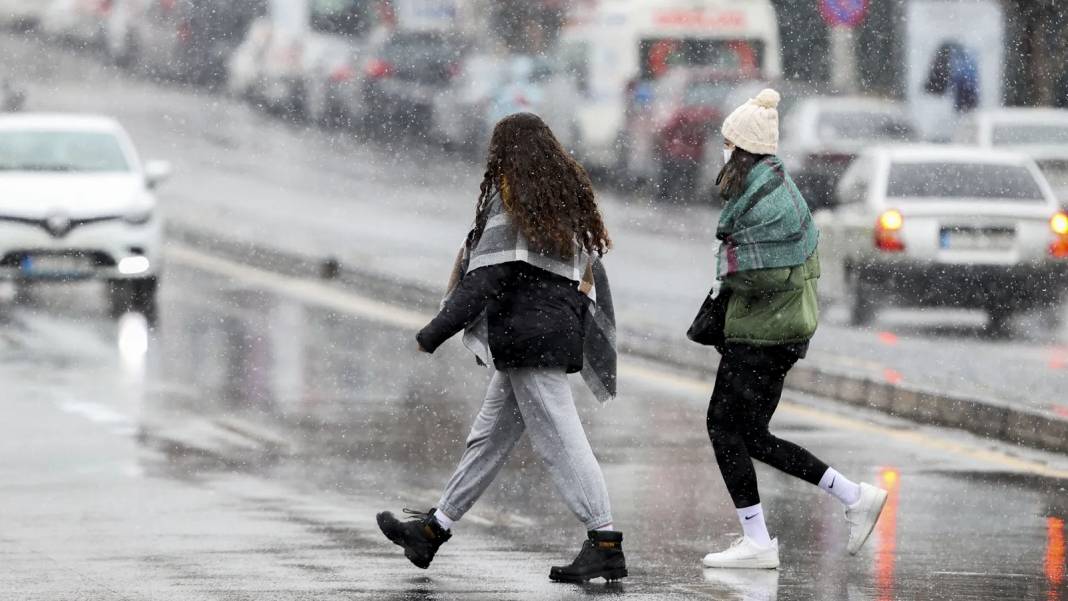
left=830, top=24, right=857, bottom=94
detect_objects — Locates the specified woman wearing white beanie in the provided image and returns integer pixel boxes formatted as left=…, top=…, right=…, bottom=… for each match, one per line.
left=691, top=89, right=889, bottom=569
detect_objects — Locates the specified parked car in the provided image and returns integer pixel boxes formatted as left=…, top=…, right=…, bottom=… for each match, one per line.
left=430, top=53, right=509, bottom=152
left=484, top=57, right=582, bottom=149
left=40, top=0, right=110, bottom=48
left=293, top=0, right=379, bottom=126
left=226, top=15, right=272, bottom=100
left=228, top=0, right=378, bottom=119
left=229, top=0, right=308, bottom=115
left=106, top=0, right=265, bottom=84
left=361, top=29, right=470, bottom=131
left=0, top=0, right=49, bottom=30
left=0, top=114, right=170, bottom=315
left=618, top=67, right=748, bottom=201
left=954, top=108, right=1068, bottom=206
left=780, top=97, right=917, bottom=210
left=818, top=145, right=1068, bottom=332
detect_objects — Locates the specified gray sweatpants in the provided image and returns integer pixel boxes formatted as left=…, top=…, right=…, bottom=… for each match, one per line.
left=436, top=367, right=613, bottom=530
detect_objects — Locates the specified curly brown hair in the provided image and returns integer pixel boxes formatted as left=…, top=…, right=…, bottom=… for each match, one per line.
left=471, top=113, right=611, bottom=259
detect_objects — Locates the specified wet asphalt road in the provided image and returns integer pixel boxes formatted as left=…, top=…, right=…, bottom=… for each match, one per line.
left=2, top=251, right=1067, bottom=600
left=1, top=30, right=1067, bottom=417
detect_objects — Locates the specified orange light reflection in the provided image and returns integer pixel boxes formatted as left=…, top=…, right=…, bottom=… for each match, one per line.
left=1048, top=517, right=1065, bottom=601
left=875, top=467, right=899, bottom=601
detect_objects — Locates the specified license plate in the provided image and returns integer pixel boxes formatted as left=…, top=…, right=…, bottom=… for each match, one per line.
left=20, top=254, right=93, bottom=277
left=939, top=227, right=1015, bottom=251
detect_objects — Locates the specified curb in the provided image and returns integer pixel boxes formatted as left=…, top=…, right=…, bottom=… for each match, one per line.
left=165, top=222, right=1068, bottom=456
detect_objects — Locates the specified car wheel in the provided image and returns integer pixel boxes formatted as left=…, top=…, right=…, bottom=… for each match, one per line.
left=13, top=280, right=35, bottom=306
left=305, top=79, right=330, bottom=126
left=107, top=277, right=157, bottom=320
left=849, top=278, right=876, bottom=327
left=986, top=303, right=1013, bottom=338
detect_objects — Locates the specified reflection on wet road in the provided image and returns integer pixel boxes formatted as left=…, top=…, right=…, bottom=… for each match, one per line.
left=0, top=248, right=1066, bottom=600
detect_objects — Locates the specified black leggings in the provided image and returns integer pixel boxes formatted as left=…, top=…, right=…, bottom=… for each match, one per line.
left=707, top=344, right=829, bottom=508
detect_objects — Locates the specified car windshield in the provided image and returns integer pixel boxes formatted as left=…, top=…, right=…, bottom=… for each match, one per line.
left=309, top=0, right=372, bottom=37
left=992, top=124, right=1068, bottom=146
left=384, top=35, right=465, bottom=82
left=190, top=0, right=265, bottom=40
left=0, top=130, right=130, bottom=172
left=684, top=82, right=735, bottom=108
left=887, top=162, right=1045, bottom=201
left=818, top=111, right=914, bottom=142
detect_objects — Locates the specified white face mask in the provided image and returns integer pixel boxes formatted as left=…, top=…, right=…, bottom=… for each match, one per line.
left=723, top=147, right=734, bottom=165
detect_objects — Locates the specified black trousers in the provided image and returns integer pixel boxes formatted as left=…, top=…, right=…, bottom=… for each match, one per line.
left=707, top=344, right=829, bottom=508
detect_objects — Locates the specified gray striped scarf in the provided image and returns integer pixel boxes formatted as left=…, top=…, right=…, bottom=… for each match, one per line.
left=444, top=193, right=617, bottom=403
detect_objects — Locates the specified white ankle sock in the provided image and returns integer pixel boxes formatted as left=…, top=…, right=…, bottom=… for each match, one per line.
left=736, top=503, right=772, bottom=548
left=433, top=509, right=455, bottom=531
left=819, top=468, right=862, bottom=506
left=597, top=524, right=614, bottom=531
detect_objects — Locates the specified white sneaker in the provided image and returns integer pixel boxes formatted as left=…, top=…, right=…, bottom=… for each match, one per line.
left=845, top=482, right=888, bottom=555
left=702, top=536, right=780, bottom=569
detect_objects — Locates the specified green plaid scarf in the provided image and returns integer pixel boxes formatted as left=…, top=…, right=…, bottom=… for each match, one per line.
left=716, top=156, right=819, bottom=278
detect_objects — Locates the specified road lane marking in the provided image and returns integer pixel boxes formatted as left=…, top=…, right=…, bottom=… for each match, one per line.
left=168, top=244, right=427, bottom=329
left=168, top=244, right=1068, bottom=481
left=59, top=399, right=132, bottom=425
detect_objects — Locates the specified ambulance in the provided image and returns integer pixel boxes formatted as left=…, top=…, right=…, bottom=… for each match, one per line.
left=558, top=0, right=782, bottom=172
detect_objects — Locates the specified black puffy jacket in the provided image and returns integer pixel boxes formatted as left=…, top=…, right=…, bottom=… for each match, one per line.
left=416, top=262, right=587, bottom=373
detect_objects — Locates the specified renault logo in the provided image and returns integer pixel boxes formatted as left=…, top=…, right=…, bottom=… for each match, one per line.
left=45, top=212, right=72, bottom=238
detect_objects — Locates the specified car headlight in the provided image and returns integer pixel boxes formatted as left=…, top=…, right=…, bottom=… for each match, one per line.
left=124, top=209, right=153, bottom=225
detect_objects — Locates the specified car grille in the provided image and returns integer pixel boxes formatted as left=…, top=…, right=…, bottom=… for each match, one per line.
left=0, top=251, right=117, bottom=268
left=0, top=214, right=122, bottom=238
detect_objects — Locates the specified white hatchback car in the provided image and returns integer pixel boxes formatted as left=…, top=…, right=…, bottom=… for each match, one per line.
left=818, top=145, right=1068, bottom=331
left=0, top=114, right=169, bottom=314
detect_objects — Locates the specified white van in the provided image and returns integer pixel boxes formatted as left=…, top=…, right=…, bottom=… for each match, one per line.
left=558, top=0, right=781, bottom=171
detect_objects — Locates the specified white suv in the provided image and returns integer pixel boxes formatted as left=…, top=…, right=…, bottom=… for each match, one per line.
left=818, top=145, right=1068, bottom=331
left=0, top=114, right=170, bottom=315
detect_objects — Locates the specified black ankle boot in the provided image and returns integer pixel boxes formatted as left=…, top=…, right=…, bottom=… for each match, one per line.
left=549, top=530, right=628, bottom=583
left=376, top=508, right=452, bottom=569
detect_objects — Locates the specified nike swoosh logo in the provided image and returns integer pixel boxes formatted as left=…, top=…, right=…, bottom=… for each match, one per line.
left=744, top=514, right=758, bottom=520
left=830, top=475, right=836, bottom=489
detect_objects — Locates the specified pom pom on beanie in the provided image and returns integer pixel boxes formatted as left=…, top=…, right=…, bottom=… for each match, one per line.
left=722, top=88, right=780, bottom=155
left=754, top=88, right=780, bottom=110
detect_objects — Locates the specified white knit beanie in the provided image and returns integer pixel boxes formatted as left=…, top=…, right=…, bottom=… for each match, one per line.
left=721, top=88, right=781, bottom=155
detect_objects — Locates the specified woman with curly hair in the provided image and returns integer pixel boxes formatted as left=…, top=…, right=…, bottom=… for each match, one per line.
left=377, top=113, right=626, bottom=584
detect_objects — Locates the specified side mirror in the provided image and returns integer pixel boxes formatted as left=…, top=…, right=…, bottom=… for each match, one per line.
left=143, top=160, right=172, bottom=189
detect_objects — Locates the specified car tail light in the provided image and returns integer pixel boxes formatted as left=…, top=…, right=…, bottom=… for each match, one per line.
left=1050, top=212, right=1068, bottom=258
left=875, top=210, right=905, bottom=252
left=329, top=64, right=355, bottom=83
left=1052, top=212, right=1068, bottom=236
left=365, top=59, right=392, bottom=79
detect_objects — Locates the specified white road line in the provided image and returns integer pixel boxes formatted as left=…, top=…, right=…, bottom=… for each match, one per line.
left=167, top=244, right=428, bottom=329
left=167, top=243, right=1068, bottom=480
left=59, top=399, right=133, bottom=426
